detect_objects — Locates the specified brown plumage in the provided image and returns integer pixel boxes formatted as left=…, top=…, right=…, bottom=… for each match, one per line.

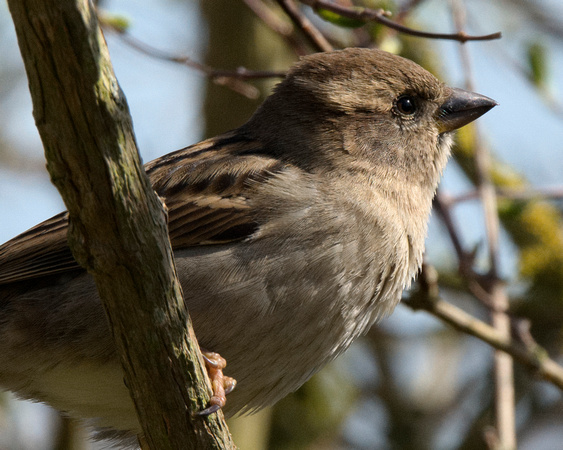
left=0, top=48, right=496, bottom=440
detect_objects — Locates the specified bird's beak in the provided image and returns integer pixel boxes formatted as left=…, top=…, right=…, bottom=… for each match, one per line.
left=437, top=87, right=497, bottom=133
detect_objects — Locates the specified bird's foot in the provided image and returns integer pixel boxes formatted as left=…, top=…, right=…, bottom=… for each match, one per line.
left=197, top=350, right=237, bottom=416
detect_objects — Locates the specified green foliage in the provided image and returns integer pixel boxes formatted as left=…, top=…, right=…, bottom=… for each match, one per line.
left=315, top=7, right=365, bottom=28
left=98, top=11, right=131, bottom=33
left=314, top=1, right=396, bottom=30
left=526, top=40, right=549, bottom=90
left=398, top=31, right=443, bottom=77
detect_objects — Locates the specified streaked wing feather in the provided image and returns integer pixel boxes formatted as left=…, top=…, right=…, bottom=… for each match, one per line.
left=0, top=132, right=284, bottom=285
left=0, top=212, right=79, bottom=284
left=165, top=193, right=255, bottom=247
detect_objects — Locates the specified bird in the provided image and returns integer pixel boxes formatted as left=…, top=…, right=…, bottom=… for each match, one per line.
left=0, top=47, right=496, bottom=440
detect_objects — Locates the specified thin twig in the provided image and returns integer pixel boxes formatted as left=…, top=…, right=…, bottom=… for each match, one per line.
left=276, top=0, right=333, bottom=52
left=450, top=1, right=515, bottom=448
left=299, top=0, right=501, bottom=42
left=444, top=186, right=563, bottom=205
left=242, top=0, right=310, bottom=55
left=396, top=0, right=427, bottom=23
left=434, top=193, right=495, bottom=303
left=100, top=15, right=285, bottom=99
left=434, top=193, right=471, bottom=274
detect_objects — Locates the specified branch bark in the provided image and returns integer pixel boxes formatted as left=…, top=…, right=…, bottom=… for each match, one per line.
left=6, top=0, right=234, bottom=448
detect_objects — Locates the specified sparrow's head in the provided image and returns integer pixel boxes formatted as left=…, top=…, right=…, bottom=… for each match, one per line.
left=246, top=48, right=496, bottom=186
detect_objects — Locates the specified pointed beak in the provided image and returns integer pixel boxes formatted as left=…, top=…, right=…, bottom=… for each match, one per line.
left=437, top=87, right=497, bottom=133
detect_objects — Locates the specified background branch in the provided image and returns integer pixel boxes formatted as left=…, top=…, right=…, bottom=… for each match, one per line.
left=242, top=0, right=310, bottom=55
left=299, top=0, right=501, bottom=42
left=407, top=265, right=563, bottom=392
left=451, top=1, right=515, bottom=447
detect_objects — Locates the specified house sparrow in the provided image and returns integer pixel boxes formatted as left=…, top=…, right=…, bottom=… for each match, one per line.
left=0, top=48, right=496, bottom=438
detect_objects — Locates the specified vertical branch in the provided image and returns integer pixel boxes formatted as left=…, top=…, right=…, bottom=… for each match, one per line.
left=450, top=1, right=516, bottom=448
left=7, top=0, right=234, bottom=447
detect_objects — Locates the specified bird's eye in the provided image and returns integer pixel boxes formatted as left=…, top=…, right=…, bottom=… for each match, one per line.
left=395, top=95, right=417, bottom=116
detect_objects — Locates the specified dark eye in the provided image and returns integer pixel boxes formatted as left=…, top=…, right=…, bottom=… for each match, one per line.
left=395, top=95, right=417, bottom=116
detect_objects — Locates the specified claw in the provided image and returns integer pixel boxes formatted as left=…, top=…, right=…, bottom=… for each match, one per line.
left=197, top=350, right=236, bottom=416
left=224, top=376, right=236, bottom=395
left=197, top=404, right=222, bottom=416
left=202, top=351, right=226, bottom=369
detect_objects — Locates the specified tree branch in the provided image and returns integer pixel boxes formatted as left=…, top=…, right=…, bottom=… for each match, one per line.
left=7, top=0, right=234, bottom=448
left=405, top=265, right=563, bottom=392
left=299, top=0, right=502, bottom=42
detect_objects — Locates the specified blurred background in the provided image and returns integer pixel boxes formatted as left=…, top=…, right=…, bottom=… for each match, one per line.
left=1, top=0, right=563, bottom=448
